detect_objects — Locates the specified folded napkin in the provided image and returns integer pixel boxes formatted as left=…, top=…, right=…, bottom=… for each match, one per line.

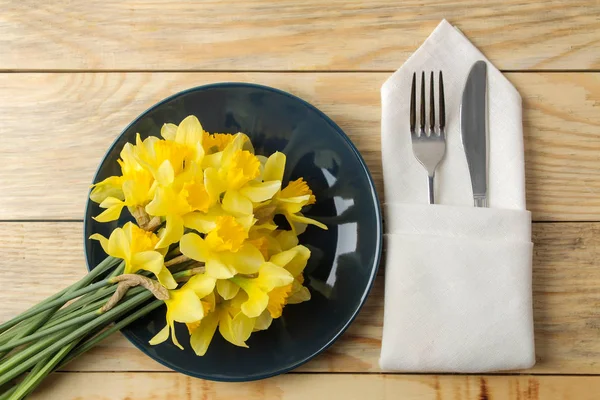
left=379, top=20, right=535, bottom=372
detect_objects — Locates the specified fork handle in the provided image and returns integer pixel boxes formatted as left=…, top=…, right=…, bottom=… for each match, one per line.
left=428, top=174, right=435, bottom=204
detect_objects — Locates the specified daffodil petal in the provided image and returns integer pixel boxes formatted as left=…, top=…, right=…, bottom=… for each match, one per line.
left=131, top=250, right=164, bottom=276
left=182, top=211, right=218, bottom=233
left=202, top=152, right=223, bottom=170
left=94, top=198, right=125, bottom=223
left=205, top=257, right=236, bottom=279
left=156, top=160, right=175, bottom=186
left=239, top=181, right=281, bottom=203
left=148, top=324, right=170, bottom=346
left=180, top=233, right=210, bottom=262
left=287, top=213, right=328, bottom=230
left=269, top=248, right=297, bottom=269
left=89, top=233, right=109, bottom=255
left=217, top=279, right=240, bottom=300
left=219, top=310, right=253, bottom=348
left=222, top=243, right=263, bottom=274
left=184, top=274, right=217, bottom=298
left=166, top=288, right=205, bottom=323
left=218, top=311, right=239, bottom=347
left=176, top=115, right=204, bottom=148
left=156, top=214, right=185, bottom=249
left=169, top=318, right=184, bottom=350
left=276, top=245, right=311, bottom=277
left=222, top=133, right=248, bottom=163
left=222, top=190, right=253, bottom=216
left=236, top=214, right=256, bottom=231
left=90, top=176, right=124, bottom=204
left=161, top=123, right=177, bottom=140
left=287, top=280, right=311, bottom=304
left=254, top=309, right=273, bottom=331
left=204, top=167, right=225, bottom=203
left=239, top=287, right=269, bottom=318
left=107, top=227, right=129, bottom=261
left=263, top=152, right=286, bottom=182
left=275, top=230, right=299, bottom=250
left=156, top=267, right=178, bottom=290
left=257, top=262, right=294, bottom=292
left=230, top=312, right=255, bottom=347
left=190, top=311, right=219, bottom=356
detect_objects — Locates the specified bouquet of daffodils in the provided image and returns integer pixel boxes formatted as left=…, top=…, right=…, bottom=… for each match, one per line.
left=0, top=115, right=325, bottom=399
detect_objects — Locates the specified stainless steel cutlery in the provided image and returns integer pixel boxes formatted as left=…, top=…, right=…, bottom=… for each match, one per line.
left=409, top=61, right=488, bottom=207
left=461, top=61, right=489, bottom=207
left=409, top=71, right=446, bottom=204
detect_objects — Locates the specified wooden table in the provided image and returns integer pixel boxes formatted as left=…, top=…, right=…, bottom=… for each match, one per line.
left=1, top=1, right=599, bottom=399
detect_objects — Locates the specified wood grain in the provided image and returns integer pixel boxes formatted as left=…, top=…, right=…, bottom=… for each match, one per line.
left=0, top=73, right=598, bottom=221
left=1, top=221, right=599, bottom=374
left=1, top=1, right=599, bottom=71
left=26, top=372, right=600, bottom=400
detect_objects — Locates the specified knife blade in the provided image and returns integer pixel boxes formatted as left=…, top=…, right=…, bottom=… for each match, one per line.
left=460, top=60, right=488, bottom=207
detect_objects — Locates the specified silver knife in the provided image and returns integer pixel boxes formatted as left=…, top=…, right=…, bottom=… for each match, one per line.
left=460, top=60, right=488, bottom=207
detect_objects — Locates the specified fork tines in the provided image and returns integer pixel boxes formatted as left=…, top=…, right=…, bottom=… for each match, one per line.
left=410, top=71, right=445, bottom=136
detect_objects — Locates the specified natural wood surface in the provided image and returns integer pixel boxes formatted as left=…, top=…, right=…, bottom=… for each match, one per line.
left=2, top=2, right=599, bottom=397
left=0, top=72, right=598, bottom=221
left=28, top=372, right=600, bottom=400
left=1, top=221, right=599, bottom=375
left=1, top=1, right=599, bottom=71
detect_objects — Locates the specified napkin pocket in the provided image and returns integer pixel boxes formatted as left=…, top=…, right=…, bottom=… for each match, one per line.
left=379, top=203, right=535, bottom=372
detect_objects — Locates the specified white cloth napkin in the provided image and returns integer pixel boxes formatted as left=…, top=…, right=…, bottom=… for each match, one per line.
left=379, top=20, right=535, bottom=372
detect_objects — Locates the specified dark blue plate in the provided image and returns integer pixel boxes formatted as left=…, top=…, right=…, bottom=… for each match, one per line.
left=83, top=83, right=382, bottom=381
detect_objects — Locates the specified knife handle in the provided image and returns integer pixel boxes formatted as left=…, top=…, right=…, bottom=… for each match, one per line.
left=474, top=196, right=488, bottom=207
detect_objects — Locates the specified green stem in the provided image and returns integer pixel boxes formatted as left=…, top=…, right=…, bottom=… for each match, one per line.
left=43, top=299, right=107, bottom=330
left=0, top=291, right=153, bottom=386
left=60, top=299, right=163, bottom=368
left=0, top=386, right=16, bottom=400
left=1, top=356, right=47, bottom=399
left=0, top=309, right=100, bottom=353
left=0, top=280, right=111, bottom=334
left=0, top=258, right=121, bottom=358
left=10, top=342, right=77, bottom=400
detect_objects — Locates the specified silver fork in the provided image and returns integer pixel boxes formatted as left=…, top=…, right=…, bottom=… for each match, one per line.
left=410, top=71, right=446, bottom=204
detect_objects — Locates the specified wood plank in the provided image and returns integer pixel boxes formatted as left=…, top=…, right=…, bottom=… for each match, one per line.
left=25, top=372, right=600, bottom=400
left=0, top=72, right=599, bottom=221
left=1, top=221, right=599, bottom=374
left=1, top=1, right=599, bottom=71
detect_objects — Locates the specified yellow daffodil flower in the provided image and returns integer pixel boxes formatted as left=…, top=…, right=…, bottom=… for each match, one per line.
left=90, top=222, right=176, bottom=289
left=144, top=162, right=212, bottom=248
left=274, top=178, right=327, bottom=234
left=253, top=151, right=326, bottom=234
left=91, top=143, right=155, bottom=223
left=180, top=215, right=264, bottom=279
left=218, top=292, right=256, bottom=348
left=230, top=262, right=294, bottom=318
left=187, top=291, right=257, bottom=354
left=263, top=245, right=311, bottom=318
left=158, top=115, right=205, bottom=165
left=203, top=132, right=234, bottom=154
left=149, top=273, right=216, bottom=349
left=204, top=134, right=282, bottom=216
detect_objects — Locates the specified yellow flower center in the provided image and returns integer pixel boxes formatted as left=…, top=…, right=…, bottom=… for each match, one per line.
left=182, top=180, right=211, bottom=213
left=280, top=178, right=316, bottom=204
left=153, top=140, right=191, bottom=175
left=267, top=284, right=292, bottom=319
left=225, top=150, right=260, bottom=189
left=203, top=132, right=234, bottom=154
left=205, top=216, right=248, bottom=253
left=126, top=223, right=160, bottom=253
